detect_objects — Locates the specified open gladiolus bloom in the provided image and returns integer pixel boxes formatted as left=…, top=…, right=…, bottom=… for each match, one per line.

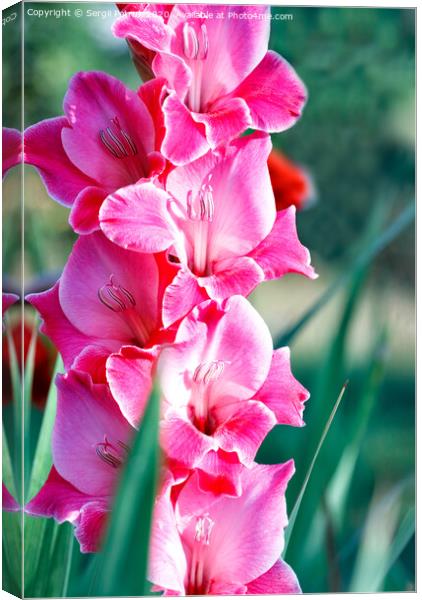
left=18, top=2, right=319, bottom=595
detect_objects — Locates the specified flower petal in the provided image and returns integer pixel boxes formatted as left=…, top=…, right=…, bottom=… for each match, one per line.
left=69, top=186, right=106, bottom=234
left=214, top=400, right=276, bottom=465
left=234, top=50, right=307, bottom=133
left=247, top=559, right=301, bottom=594
left=3, top=128, right=22, bottom=177
left=25, top=467, right=94, bottom=523
left=249, top=206, right=317, bottom=280
left=191, top=97, right=251, bottom=149
left=161, top=92, right=209, bottom=165
left=100, top=182, right=175, bottom=253
left=160, top=412, right=218, bottom=468
left=254, top=348, right=310, bottom=427
left=53, top=370, right=133, bottom=497
left=24, top=117, right=95, bottom=206
left=201, top=256, right=264, bottom=301
left=106, top=345, right=156, bottom=427
left=74, top=500, right=109, bottom=553
left=162, top=267, right=208, bottom=327
left=2, top=483, right=19, bottom=512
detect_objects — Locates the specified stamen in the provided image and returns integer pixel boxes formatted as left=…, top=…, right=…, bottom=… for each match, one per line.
left=98, top=275, right=136, bottom=313
left=95, top=435, right=129, bottom=469
left=195, top=515, right=214, bottom=545
left=99, top=116, right=138, bottom=159
left=182, top=22, right=208, bottom=61
left=187, top=175, right=214, bottom=223
left=193, top=360, right=226, bottom=385
left=188, top=514, right=215, bottom=594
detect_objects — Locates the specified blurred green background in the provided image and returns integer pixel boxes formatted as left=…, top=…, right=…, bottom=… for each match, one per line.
left=2, top=3, right=415, bottom=595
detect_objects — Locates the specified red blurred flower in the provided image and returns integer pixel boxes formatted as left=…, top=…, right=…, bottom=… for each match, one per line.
left=268, top=148, right=314, bottom=212
left=2, top=320, right=56, bottom=410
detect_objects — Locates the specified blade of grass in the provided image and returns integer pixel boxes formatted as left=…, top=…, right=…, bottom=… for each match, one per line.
left=87, top=382, right=161, bottom=596
left=284, top=381, right=348, bottom=554
left=5, top=319, right=22, bottom=503
left=348, top=481, right=408, bottom=592
left=23, top=315, right=39, bottom=490
left=275, top=202, right=414, bottom=348
left=326, top=329, right=389, bottom=528
left=26, top=355, right=63, bottom=501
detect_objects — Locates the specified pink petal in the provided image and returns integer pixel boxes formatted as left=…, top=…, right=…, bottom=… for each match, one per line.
left=149, top=479, right=187, bottom=594
left=213, top=400, right=276, bottom=466
left=254, top=348, right=310, bottom=427
left=2, top=128, right=22, bottom=177
left=60, top=231, right=161, bottom=344
left=53, top=370, right=133, bottom=497
left=160, top=413, right=218, bottom=468
left=100, top=182, right=175, bottom=253
left=234, top=50, right=307, bottom=133
left=71, top=345, right=109, bottom=384
left=247, top=559, right=301, bottom=594
left=2, top=293, right=19, bottom=316
left=138, top=77, right=167, bottom=151
left=69, top=186, right=106, bottom=234
left=177, top=461, right=295, bottom=586
left=24, top=117, right=96, bottom=206
left=25, top=467, right=94, bottom=523
left=191, top=97, right=251, bottom=149
left=26, top=284, right=117, bottom=370
left=62, top=71, right=155, bottom=188
left=106, top=345, right=156, bottom=427
left=196, top=450, right=243, bottom=497
left=162, top=267, right=208, bottom=327
left=153, top=53, right=191, bottom=100
left=2, top=483, right=19, bottom=512
left=74, top=500, right=109, bottom=553
left=112, top=12, right=174, bottom=53
left=161, top=92, right=209, bottom=165
left=200, top=256, right=264, bottom=301
left=249, top=206, right=317, bottom=280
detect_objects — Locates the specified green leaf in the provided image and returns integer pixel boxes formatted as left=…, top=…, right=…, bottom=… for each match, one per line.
left=23, top=316, right=39, bottom=489
left=26, top=355, right=63, bottom=502
left=284, top=381, right=348, bottom=554
left=326, top=329, right=389, bottom=529
left=275, top=202, right=414, bottom=348
left=82, top=382, right=161, bottom=597
left=348, top=479, right=412, bottom=592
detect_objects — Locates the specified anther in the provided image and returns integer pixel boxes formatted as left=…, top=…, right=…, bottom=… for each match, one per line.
left=99, top=116, right=138, bottom=159
left=193, top=360, right=226, bottom=385
left=195, top=515, right=214, bottom=545
left=98, top=275, right=136, bottom=313
left=95, top=436, right=129, bottom=469
left=187, top=175, right=214, bottom=223
left=183, top=22, right=208, bottom=61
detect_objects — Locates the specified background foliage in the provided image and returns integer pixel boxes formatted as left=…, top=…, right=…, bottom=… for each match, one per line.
left=2, top=2, right=415, bottom=595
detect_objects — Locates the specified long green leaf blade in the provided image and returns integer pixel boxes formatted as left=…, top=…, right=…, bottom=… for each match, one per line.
left=89, top=383, right=161, bottom=596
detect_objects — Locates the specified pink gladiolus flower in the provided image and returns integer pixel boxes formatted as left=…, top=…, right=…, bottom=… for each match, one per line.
left=26, top=370, right=135, bottom=552
left=2, top=128, right=22, bottom=178
left=113, top=4, right=307, bottom=165
left=100, top=132, right=316, bottom=326
left=26, top=232, right=177, bottom=423
left=24, top=71, right=166, bottom=234
left=149, top=461, right=301, bottom=594
left=113, top=296, right=309, bottom=480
